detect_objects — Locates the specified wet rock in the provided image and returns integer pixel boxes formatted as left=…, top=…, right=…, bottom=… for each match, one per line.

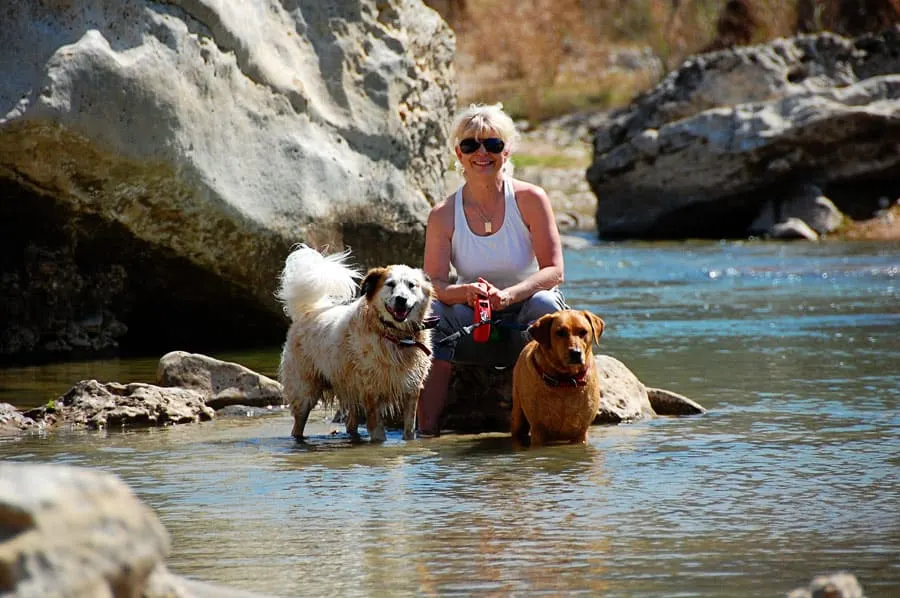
left=24, top=379, right=214, bottom=430
left=0, top=462, right=281, bottom=598
left=441, top=354, right=687, bottom=433
left=592, top=354, right=656, bottom=424
left=443, top=364, right=515, bottom=433
left=217, top=405, right=287, bottom=418
left=787, top=572, right=865, bottom=598
left=0, top=462, right=169, bottom=597
left=0, top=402, right=37, bottom=434
left=157, top=351, right=283, bottom=410
left=770, top=217, right=821, bottom=241
left=646, top=387, right=708, bottom=416
left=145, top=563, right=281, bottom=598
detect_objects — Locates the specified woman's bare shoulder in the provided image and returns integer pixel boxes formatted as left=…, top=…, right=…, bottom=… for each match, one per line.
left=510, top=178, right=552, bottom=212
left=510, top=178, right=550, bottom=202
left=427, top=193, right=456, bottom=228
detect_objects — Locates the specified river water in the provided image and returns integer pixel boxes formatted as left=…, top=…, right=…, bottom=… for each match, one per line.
left=1, top=240, right=898, bottom=597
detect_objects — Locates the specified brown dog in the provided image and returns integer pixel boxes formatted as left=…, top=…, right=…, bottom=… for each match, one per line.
left=510, top=310, right=605, bottom=448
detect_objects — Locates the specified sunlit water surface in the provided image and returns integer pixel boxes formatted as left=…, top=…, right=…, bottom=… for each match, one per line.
left=2, top=240, right=898, bottom=597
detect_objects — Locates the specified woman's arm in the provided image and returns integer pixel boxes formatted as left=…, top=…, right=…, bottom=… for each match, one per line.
left=487, top=180, right=564, bottom=309
left=423, top=197, right=487, bottom=306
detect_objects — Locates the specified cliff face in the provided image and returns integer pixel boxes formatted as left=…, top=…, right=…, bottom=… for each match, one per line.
left=587, top=28, right=900, bottom=240
left=0, top=0, right=456, bottom=361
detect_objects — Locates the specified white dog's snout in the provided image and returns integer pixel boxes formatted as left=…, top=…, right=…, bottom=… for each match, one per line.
left=394, top=289, right=415, bottom=306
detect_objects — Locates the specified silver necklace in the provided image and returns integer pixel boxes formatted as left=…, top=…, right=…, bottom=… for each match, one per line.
left=467, top=195, right=500, bottom=234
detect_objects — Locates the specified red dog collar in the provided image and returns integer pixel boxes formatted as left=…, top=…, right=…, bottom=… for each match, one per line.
left=382, top=333, right=432, bottom=357
left=531, top=355, right=591, bottom=388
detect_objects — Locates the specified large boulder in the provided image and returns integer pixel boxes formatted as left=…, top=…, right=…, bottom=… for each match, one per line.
left=0, top=463, right=280, bottom=597
left=587, top=28, right=900, bottom=240
left=157, top=350, right=283, bottom=409
left=441, top=354, right=697, bottom=433
left=0, top=463, right=169, bottom=597
left=0, top=0, right=455, bottom=361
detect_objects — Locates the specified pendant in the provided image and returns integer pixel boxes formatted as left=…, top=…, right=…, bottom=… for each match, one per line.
left=484, top=221, right=492, bottom=234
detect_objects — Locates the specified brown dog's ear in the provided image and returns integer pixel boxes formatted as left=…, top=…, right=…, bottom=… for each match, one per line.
left=360, top=268, right=387, bottom=299
left=528, top=314, right=555, bottom=348
left=583, top=311, right=605, bottom=346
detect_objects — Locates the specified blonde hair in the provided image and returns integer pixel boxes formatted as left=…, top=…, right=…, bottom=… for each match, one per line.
left=450, top=103, right=519, bottom=177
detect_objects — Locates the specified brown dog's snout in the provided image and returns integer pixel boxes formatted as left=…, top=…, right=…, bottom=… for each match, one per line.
left=568, top=347, right=584, bottom=364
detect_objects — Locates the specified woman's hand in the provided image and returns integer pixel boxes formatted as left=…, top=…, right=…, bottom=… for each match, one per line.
left=465, top=281, right=490, bottom=307
left=478, top=277, right=512, bottom=311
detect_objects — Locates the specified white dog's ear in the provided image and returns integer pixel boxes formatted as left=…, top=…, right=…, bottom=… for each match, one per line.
left=360, top=268, right=387, bottom=299
left=420, top=272, right=435, bottom=299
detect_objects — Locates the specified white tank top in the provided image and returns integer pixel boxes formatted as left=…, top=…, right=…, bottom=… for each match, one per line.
left=451, top=178, right=539, bottom=290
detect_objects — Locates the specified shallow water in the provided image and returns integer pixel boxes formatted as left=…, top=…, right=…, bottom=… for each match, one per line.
left=2, top=240, right=899, bottom=597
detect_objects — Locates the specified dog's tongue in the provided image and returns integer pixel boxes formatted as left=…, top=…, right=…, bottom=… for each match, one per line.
left=388, top=306, right=409, bottom=322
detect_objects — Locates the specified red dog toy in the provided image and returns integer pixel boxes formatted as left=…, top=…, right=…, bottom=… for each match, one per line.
left=473, top=297, right=492, bottom=343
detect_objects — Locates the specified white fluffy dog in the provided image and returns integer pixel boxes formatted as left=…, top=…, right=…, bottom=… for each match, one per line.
left=276, top=245, right=434, bottom=442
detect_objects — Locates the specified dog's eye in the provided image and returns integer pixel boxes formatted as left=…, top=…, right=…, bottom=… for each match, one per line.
left=406, top=280, right=416, bottom=289
left=576, top=329, right=588, bottom=338
left=385, top=280, right=396, bottom=288
left=555, top=329, right=568, bottom=338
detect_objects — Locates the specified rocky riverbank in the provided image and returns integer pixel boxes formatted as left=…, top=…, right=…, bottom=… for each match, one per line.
left=513, top=109, right=900, bottom=241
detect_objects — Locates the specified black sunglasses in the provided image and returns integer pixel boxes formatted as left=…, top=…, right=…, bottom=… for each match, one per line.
left=458, top=137, right=505, bottom=154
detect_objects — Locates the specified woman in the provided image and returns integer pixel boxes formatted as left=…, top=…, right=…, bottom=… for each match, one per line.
left=417, top=103, right=566, bottom=436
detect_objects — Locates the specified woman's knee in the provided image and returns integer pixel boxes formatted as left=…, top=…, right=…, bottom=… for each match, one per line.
left=519, top=289, right=566, bottom=322
left=431, top=300, right=472, bottom=329
left=430, top=301, right=473, bottom=361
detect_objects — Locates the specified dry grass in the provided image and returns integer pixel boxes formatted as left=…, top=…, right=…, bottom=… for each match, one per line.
left=437, top=0, right=825, bottom=122
left=453, top=0, right=611, bottom=121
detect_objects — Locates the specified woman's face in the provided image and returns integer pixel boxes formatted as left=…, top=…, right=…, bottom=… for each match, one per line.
left=455, top=128, right=509, bottom=177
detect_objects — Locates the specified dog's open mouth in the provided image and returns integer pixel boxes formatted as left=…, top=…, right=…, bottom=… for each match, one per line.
left=386, top=305, right=410, bottom=322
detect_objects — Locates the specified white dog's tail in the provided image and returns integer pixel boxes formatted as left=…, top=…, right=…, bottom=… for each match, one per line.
left=276, top=244, right=362, bottom=320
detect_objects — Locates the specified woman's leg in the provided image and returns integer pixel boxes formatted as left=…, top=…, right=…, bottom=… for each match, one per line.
left=417, top=300, right=472, bottom=436
left=517, top=288, right=568, bottom=328
left=416, top=359, right=452, bottom=435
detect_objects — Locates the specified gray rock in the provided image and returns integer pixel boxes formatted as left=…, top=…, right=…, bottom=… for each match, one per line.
left=771, top=217, right=821, bottom=240
left=216, top=404, right=286, bottom=418
left=559, top=233, right=596, bottom=250
left=587, top=28, right=900, bottom=240
left=440, top=354, right=683, bottom=433
left=592, top=354, right=656, bottom=424
left=0, top=0, right=455, bottom=360
left=145, top=563, right=282, bottom=598
left=0, top=402, right=37, bottom=434
left=25, top=379, right=214, bottom=430
left=0, top=463, right=282, bottom=598
left=750, top=184, right=844, bottom=236
left=0, top=463, right=170, bottom=598
left=157, top=350, right=283, bottom=409
left=646, top=387, right=707, bottom=416
left=787, top=572, right=865, bottom=598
